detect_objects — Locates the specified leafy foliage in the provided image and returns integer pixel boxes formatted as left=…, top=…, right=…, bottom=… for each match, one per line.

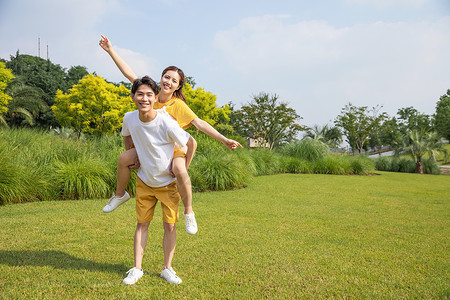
left=279, top=139, right=330, bottom=162
left=395, top=130, right=446, bottom=174
left=4, top=52, right=89, bottom=128
left=0, top=62, right=14, bottom=116
left=303, top=124, right=342, bottom=148
left=184, top=83, right=231, bottom=127
left=335, top=102, right=387, bottom=153
left=434, top=89, right=450, bottom=141
left=232, top=93, right=302, bottom=149
left=52, top=74, right=133, bottom=136
left=4, top=83, right=49, bottom=127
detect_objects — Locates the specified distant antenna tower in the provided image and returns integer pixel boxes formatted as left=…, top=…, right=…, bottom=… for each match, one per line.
left=38, top=37, right=41, bottom=57
left=47, top=43, right=49, bottom=60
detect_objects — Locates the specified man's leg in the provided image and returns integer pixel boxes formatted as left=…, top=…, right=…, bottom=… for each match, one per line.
left=122, top=221, right=149, bottom=285
left=160, top=221, right=182, bottom=284
left=135, top=221, right=150, bottom=270
left=163, top=222, right=176, bottom=269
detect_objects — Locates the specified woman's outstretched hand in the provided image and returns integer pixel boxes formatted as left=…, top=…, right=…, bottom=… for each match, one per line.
left=99, top=35, right=112, bottom=52
left=223, top=138, right=243, bottom=150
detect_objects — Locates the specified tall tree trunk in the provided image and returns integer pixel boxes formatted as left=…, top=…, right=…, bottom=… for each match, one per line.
left=416, top=158, right=423, bottom=174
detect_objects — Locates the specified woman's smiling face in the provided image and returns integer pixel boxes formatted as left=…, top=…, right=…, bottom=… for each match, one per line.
left=160, top=70, right=181, bottom=95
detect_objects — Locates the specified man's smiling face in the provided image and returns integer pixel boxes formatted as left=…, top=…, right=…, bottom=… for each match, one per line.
left=132, top=84, right=156, bottom=113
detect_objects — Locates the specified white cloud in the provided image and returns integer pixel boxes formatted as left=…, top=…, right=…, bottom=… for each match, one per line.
left=345, top=0, right=430, bottom=9
left=213, top=15, right=450, bottom=125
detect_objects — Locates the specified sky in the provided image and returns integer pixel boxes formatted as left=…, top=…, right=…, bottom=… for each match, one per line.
left=0, top=0, right=449, bottom=129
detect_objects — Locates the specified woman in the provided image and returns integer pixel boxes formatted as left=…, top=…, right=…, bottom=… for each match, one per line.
left=99, top=35, right=242, bottom=235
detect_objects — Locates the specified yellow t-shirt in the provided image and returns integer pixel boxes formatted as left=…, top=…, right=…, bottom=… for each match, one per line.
left=153, top=97, right=198, bottom=129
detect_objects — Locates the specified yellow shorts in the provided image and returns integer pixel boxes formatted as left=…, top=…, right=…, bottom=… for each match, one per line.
left=173, top=146, right=186, bottom=158
left=135, top=176, right=180, bottom=224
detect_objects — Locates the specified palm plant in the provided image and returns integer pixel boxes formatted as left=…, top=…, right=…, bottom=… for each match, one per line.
left=5, top=83, right=49, bottom=127
left=303, top=124, right=342, bottom=148
left=395, top=130, right=447, bottom=174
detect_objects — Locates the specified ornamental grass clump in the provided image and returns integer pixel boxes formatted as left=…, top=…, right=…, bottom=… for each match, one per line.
left=312, top=156, right=351, bottom=175
left=190, top=151, right=251, bottom=192
left=51, top=156, right=114, bottom=200
left=423, top=158, right=441, bottom=175
left=279, top=156, right=312, bottom=174
left=349, top=156, right=375, bottom=175
left=374, top=156, right=392, bottom=171
left=279, top=139, right=330, bottom=162
left=248, top=148, right=281, bottom=176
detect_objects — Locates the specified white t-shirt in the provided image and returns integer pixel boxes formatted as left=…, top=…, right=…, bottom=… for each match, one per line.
left=121, top=108, right=191, bottom=188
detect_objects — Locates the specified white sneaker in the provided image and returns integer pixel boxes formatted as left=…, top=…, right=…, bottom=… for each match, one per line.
left=103, top=191, right=130, bottom=213
left=122, top=267, right=143, bottom=285
left=161, top=268, right=182, bottom=284
left=184, top=212, right=198, bottom=235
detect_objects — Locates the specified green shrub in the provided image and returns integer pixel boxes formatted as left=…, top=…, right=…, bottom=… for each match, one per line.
left=249, top=148, right=281, bottom=176
left=349, top=156, right=375, bottom=175
left=190, top=151, right=251, bottom=192
left=279, top=139, right=330, bottom=162
left=423, top=159, right=441, bottom=175
left=398, top=157, right=416, bottom=173
left=279, top=156, right=312, bottom=174
left=312, top=156, right=351, bottom=175
left=374, top=156, right=439, bottom=174
left=232, top=149, right=257, bottom=176
left=374, top=156, right=391, bottom=171
left=51, top=156, right=114, bottom=200
left=0, top=152, right=52, bottom=205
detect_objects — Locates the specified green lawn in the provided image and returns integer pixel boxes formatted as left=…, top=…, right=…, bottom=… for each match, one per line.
left=0, top=172, right=448, bottom=299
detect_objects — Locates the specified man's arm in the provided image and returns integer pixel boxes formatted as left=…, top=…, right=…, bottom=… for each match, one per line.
left=99, top=35, right=138, bottom=84
left=184, top=136, right=197, bottom=170
left=124, top=135, right=133, bottom=150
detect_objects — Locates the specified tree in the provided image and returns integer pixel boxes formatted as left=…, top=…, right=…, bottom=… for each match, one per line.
left=183, top=83, right=231, bottom=128
left=65, top=65, right=89, bottom=89
left=303, top=124, right=342, bottom=148
left=233, top=93, right=302, bottom=149
left=0, top=62, right=14, bottom=125
left=334, top=103, right=387, bottom=153
left=6, top=52, right=67, bottom=106
left=434, top=89, right=450, bottom=141
left=5, top=83, right=49, bottom=127
left=5, top=52, right=93, bottom=128
left=396, top=106, right=432, bottom=134
left=52, top=74, right=133, bottom=136
left=395, top=130, right=446, bottom=174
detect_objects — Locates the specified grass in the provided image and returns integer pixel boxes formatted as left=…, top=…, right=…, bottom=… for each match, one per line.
left=0, top=172, right=449, bottom=299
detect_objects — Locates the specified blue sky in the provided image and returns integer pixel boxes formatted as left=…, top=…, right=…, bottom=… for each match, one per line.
left=0, top=0, right=449, bottom=128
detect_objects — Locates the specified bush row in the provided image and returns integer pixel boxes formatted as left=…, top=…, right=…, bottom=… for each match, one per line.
left=0, top=128, right=417, bottom=205
left=373, top=156, right=440, bottom=175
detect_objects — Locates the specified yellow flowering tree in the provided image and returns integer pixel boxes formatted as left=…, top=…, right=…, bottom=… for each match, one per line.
left=52, top=74, right=133, bottom=136
left=0, top=62, right=14, bottom=115
left=183, top=83, right=231, bottom=127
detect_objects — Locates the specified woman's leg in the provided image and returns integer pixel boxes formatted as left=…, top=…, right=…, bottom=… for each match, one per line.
left=116, top=148, right=137, bottom=197
left=171, top=157, right=197, bottom=234
left=171, top=156, right=192, bottom=214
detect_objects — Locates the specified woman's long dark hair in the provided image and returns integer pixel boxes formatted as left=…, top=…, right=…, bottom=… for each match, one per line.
left=161, top=66, right=186, bottom=102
